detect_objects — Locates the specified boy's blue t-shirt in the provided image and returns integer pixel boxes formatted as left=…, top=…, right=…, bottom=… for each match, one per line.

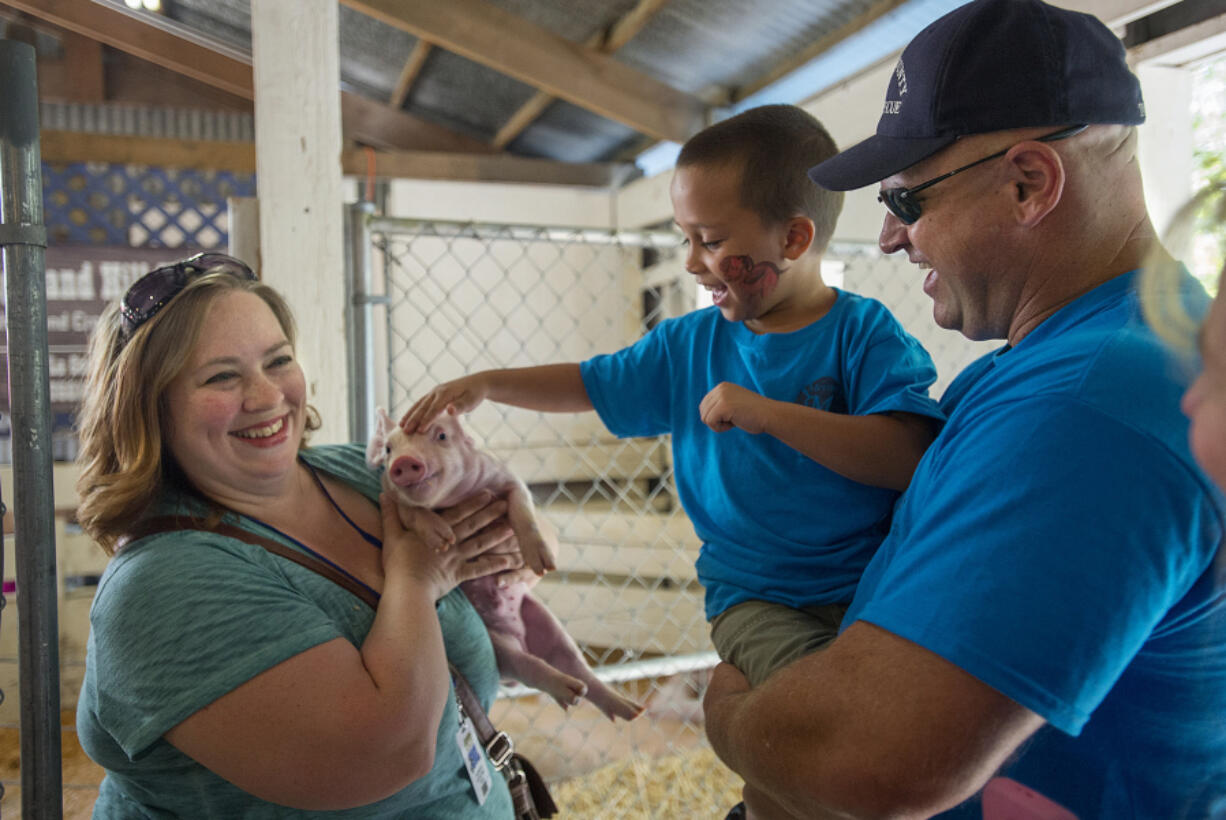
left=844, top=272, right=1226, bottom=818
left=581, top=290, right=944, bottom=619
left=76, top=443, right=513, bottom=819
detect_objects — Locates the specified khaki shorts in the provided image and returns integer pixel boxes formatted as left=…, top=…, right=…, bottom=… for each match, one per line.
left=709, top=599, right=850, bottom=688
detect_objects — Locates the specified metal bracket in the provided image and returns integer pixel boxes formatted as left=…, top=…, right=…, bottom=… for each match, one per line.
left=0, top=223, right=47, bottom=249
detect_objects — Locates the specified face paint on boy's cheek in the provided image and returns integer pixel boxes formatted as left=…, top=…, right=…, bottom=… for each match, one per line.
left=720, top=255, right=785, bottom=297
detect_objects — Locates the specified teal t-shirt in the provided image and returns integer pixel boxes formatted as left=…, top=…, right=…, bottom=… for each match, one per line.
left=76, top=443, right=513, bottom=818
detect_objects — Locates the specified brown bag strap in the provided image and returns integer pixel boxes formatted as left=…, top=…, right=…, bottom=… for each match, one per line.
left=126, top=514, right=555, bottom=816
left=128, top=515, right=380, bottom=608
left=126, top=516, right=529, bottom=757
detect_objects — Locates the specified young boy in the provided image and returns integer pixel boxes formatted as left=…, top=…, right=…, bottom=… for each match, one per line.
left=401, top=104, right=944, bottom=688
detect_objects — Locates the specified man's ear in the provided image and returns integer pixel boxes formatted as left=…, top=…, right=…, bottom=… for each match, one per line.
left=1004, top=142, right=1065, bottom=227
left=782, top=216, right=816, bottom=260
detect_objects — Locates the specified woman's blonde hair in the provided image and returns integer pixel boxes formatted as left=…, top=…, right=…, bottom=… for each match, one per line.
left=75, top=266, right=320, bottom=554
left=1140, top=182, right=1226, bottom=354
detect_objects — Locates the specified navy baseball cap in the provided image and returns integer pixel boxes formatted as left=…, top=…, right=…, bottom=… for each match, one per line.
left=809, top=0, right=1145, bottom=191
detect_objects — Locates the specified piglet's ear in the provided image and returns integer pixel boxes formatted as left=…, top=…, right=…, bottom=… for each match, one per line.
left=366, top=407, right=392, bottom=467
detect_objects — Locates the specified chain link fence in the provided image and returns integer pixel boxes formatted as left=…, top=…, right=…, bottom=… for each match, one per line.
left=358, top=215, right=991, bottom=816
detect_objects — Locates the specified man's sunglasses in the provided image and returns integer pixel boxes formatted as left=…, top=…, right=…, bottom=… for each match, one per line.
left=878, top=124, right=1089, bottom=225
left=119, top=252, right=256, bottom=339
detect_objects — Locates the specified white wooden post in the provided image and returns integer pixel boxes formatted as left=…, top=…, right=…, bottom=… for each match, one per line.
left=251, top=0, right=349, bottom=444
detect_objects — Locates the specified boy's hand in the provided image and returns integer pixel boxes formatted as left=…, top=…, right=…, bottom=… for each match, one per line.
left=400, top=375, right=489, bottom=433
left=700, top=382, right=774, bottom=435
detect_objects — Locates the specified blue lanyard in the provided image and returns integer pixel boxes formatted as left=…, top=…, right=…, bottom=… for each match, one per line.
left=242, top=462, right=384, bottom=604
left=244, top=512, right=384, bottom=604
left=304, top=462, right=384, bottom=549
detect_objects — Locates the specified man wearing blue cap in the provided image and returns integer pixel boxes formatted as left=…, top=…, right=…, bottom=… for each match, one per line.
left=703, top=0, right=1226, bottom=817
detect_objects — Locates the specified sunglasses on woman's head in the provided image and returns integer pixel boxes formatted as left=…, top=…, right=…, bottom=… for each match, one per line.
left=877, top=125, right=1089, bottom=225
left=119, top=252, right=257, bottom=339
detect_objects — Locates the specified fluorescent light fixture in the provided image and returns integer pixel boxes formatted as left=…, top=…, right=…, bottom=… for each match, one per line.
left=123, top=0, right=142, bottom=8
left=141, top=0, right=162, bottom=9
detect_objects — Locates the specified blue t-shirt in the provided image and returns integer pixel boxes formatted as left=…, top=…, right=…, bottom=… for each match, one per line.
left=845, top=272, right=1226, bottom=818
left=77, top=443, right=513, bottom=819
left=581, top=291, right=944, bottom=619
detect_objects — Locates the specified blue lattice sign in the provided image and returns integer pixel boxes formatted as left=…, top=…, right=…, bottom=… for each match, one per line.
left=41, top=161, right=256, bottom=248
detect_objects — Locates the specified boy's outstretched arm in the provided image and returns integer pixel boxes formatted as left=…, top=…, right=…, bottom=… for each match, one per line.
left=698, top=382, right=936, bottom=491
left=401, top=364, right=594, bottom=433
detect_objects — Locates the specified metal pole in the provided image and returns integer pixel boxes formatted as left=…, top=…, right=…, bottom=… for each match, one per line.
left=345, top=200, right=377, bottom=444
left=0, top=39, right=64, bottom=818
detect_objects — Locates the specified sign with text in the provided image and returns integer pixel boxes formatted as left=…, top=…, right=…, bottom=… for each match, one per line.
left=1, top=247, right=190, bottom=458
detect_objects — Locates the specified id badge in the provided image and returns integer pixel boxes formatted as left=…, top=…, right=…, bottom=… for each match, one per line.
left=455, top=709, right=493, bottom=805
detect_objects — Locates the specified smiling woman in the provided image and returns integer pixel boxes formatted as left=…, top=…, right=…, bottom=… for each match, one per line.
left=162, top=290, right=309, bottom=500
left=72, top=254, right=525, bottom=817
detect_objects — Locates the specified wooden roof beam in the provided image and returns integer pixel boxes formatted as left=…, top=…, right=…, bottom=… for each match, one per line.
left=493, top=0, right=669, bottom=149
left=3, top=0, right=254, bottom=98
left=3, top=0, right=496, bottom=154
left=340, top=0, right=708, bottom=144
left=39, top=130, right=632, bottom=187
left=388, top=40, right=432, bottom=108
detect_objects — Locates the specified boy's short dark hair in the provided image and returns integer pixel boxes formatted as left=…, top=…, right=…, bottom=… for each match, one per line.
left=677, top=104, right=844, bottom=254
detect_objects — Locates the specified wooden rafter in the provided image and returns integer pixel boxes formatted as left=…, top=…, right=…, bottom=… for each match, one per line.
left=40, top=130, right=258, bottom=172
left=340, top=91, right=493, bottom=153
left=61, top=30, right=105, bottom=102
left=603, top=0, right=671, bottom=52
left=38, top=129, right=631, bottom=187
left=388, top=40, right=432, bottom=108
left=340, top=0, right=707, bottom=144
left=3, top=0, right=496, bottom=154
left=3, top=0, right=254, bottom=97
left=493, top=0, right=669, bottom=149
left=340, top=145, right=634, bottom=187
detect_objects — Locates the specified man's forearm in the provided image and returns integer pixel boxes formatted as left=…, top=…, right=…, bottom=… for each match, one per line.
left=704, top=664, right=838, bottom=819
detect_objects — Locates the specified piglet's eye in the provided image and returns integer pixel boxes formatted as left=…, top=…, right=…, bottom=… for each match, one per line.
left=436, top=430, right=448, bottom=442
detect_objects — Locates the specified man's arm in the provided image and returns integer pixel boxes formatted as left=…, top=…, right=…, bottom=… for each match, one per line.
left=704, top=621, right=1045, bottom=819
left=699, top=382, right=937, bottom=490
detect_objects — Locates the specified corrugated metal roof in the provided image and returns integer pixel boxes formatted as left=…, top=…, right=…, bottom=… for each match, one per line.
left=403, top=50, right=539, bottom=141
left=29, top=0, right=979, bottom=168
left=337, top=5, right=416, bottom=100
left=40, top=101, right=254, bottom=142
left=618, top=0, right=870, bottom=95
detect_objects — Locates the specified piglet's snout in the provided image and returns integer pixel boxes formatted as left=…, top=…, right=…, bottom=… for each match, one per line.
left=388, top=455, right=427, bottom=486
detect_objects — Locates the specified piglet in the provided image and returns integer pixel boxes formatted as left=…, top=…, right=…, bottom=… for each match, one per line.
left=367, top=407, right=643, bottom=721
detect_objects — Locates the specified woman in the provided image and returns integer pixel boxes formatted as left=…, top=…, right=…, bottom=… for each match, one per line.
left=1142, top=182, right=1226, bottom=490
left=75, top=252, right=522, bottom=816
left=1182, top=266, right=1226, bottom=491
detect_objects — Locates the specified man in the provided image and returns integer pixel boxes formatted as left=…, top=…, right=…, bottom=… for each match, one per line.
left=702, top=0, right=1226, bottom=817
